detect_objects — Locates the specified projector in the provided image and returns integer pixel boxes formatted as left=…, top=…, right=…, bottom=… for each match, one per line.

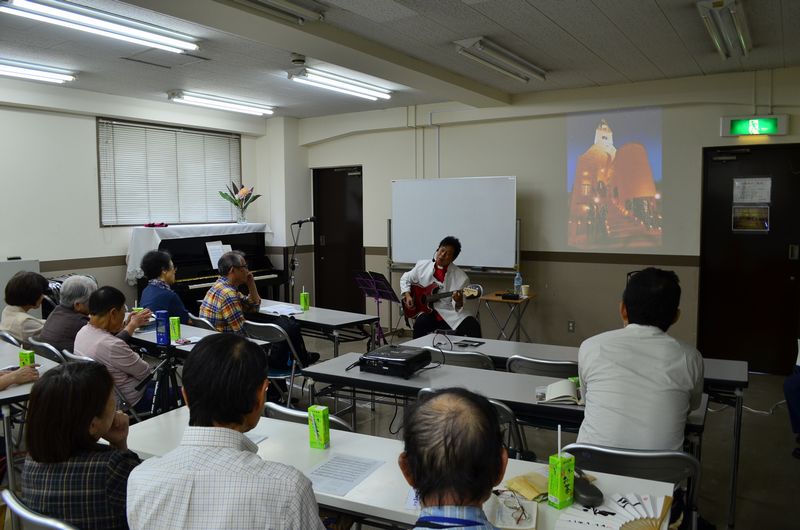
left=359, top=345, right=431, bottom=379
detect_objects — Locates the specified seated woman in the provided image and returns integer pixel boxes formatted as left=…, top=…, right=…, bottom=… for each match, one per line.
left=22, top=362, right=140, bottom=530
left=0, top=271, right=49, bottom=342
left=74, top=286, right=154, bottom=413
left=139, top=250, right=192, bottom=324
left=37, top=276, right=150, bottom=353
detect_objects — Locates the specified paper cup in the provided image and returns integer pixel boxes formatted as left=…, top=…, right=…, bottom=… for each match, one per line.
left=521, top=284, right=530, bottom=296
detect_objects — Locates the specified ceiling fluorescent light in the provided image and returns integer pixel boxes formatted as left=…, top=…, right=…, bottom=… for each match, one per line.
left=231, top=0, right=323, bottom=24
left=455, top=37, right=546, bottom=83
left=696, top=0, right=752, bottom=59
left=0, top=58, right=75, bottom=83
left=288, top=68, right=392, bottom=101
left=0, top=0, right=198, bottom=53
left=168, top=91, right=274, bottom=116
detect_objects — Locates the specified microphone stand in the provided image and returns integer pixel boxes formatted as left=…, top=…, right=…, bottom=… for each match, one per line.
left=288, top=222, right=303, bottom=303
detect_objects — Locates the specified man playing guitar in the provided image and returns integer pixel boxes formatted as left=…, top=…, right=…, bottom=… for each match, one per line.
left=400, top=236, right=482, bottom=339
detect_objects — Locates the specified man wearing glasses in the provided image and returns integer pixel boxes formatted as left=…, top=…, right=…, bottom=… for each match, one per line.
left=577, top=267, right=704, bottom=451
left=199, top=251, right=261, bottom=333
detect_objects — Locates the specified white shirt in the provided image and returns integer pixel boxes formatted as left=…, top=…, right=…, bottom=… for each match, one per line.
left=400, top=259, right=473, bottom=330
left=0, top=305, right=44, bottom=343
left=577, top=324, right=704, bottom=451
left=127, top=426, right=325, bottom=530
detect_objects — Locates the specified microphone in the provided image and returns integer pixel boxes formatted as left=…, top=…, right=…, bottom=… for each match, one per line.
left=291, top=216, right=316, bottom=226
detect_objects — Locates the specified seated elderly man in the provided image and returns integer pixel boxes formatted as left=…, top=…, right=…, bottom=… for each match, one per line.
left=127, top=333, right=325, bottom=530
left=38, top=276, right=151, bottom=353
left=399, top=388, right=508, bottom=530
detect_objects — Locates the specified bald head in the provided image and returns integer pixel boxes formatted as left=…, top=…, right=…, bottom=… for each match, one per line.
left=400, top=388, right=506, bottom=506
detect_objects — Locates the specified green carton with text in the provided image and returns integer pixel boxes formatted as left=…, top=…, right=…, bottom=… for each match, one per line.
left=308, top=405, right=330, bottom=449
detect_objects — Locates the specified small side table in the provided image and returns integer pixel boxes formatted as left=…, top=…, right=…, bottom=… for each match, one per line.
left=479, top=291, right=533, bottom=341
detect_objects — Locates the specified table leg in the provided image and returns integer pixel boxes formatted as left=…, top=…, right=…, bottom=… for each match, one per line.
left=483, top=301, right=509, bottom=340
left=509, top=301, right=532, bottom=342
left=2, top=405, right=20, bottom=530
left=727, top=388, right=743, bottom=529
left=350, top=387, right=357, bottom=432
left=369, top=323, right=376, bottom=351
left=333, top=330, right=340, bottom=357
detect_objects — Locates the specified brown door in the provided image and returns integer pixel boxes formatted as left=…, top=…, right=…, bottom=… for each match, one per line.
left=698, top=143, right=800, bottom=374
left=312, top=166, right=365, bottom=313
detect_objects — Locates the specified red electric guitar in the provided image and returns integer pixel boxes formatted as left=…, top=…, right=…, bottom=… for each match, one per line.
left=403, top=283, right=483, bottom=319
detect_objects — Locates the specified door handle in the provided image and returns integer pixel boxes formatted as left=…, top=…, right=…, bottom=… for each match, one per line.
left=790, top=244, right=799, bottom=261
left=319, top=235, right=326, bottom=246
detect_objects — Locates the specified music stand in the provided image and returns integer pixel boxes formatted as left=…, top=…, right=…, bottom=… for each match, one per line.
left=354, top=271, right=400, bottom=348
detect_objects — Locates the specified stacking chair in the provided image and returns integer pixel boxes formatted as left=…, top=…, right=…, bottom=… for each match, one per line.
left=0, top=331, right=21, bottom=347
left=506, top=355, right=579, bottom=378
left=242, top=321, right=304, bottom=408
left=264, top=401, right=352, bottom=432
left=417, top=387, right=532, bottom=459
left=27, top=337, right=67, bottom=364
left=61, top=350, right=142, bottom=423
left=562, top=442, right=701, bottom=530
left=187, top=313, right=216, bottom=331
left=422, top=346, right=494, bottom=370
left=1, top=490, right=77, bottom=530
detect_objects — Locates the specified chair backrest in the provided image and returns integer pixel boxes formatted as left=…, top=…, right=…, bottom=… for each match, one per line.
left=264, top=401, right=352, bottom=432
left=561, top=442, right=701, bottom=510
left=242, top=321, right=303, bottom=368
left=0, top=330, right=21, bottom=347
left=417, top=387, right=527, bottom=455
left=61, top=349, right=92, bottom=363
left=27, top=337, right=67, bottom=364
left=1, top=489, right=77, bottom=530
left=506, top=355, right=579, bottom=378
left=188, top=313, right=216, bottom=331
left=422, top=346, right=494, bottom=370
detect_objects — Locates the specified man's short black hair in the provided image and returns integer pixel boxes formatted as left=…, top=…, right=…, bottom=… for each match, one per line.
left=4, top=271, right=49, bottom=306
left=218, top=250, right=247, bottom=276
left=438, top=236, right=462, bottom=259
left=623, top=267, right=681, bottom=332
left=88, top=286, right=126, bottom=316
left=402, top=388, right=503, bottom=505
left=183, top=333, right=268, bottom=427
left=141, top=250, right=173, bottom=280
left=26, top=362, right=114, bottom=463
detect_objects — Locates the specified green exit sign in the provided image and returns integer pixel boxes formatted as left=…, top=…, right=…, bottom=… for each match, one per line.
left=721, top=115, right=788, bottom=136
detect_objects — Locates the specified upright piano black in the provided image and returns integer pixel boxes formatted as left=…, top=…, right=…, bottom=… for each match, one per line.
left=135, top=232, right=285, bottom=314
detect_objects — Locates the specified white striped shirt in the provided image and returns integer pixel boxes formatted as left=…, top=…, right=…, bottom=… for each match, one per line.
left=127, top=426, right=325, bottom=530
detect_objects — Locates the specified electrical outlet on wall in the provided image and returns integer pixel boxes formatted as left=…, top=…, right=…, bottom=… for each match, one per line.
left=567, top=320, right=576, bottom=333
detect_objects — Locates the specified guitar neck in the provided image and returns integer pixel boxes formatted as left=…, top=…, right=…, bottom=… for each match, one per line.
left=426, top=290, right=459, bottom=303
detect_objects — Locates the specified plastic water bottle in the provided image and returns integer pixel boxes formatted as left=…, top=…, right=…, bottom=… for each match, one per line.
left=514, top=272, right=523, bottom=295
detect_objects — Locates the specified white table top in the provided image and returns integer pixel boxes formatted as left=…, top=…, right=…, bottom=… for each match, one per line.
left=130, top=324, right=221, bottom=353
left=259, top=300, right=378, bottom=329
left=404, top=334, right=749, bottom=389
left=0, top=342, right=59, bottom=406
left=304, top=352, right=707, bottom=432
left=126, top=407, right=673, bottom=529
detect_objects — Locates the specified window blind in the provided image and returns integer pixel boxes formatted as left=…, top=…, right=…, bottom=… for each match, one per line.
left=97, top=119, right=242, bottom=226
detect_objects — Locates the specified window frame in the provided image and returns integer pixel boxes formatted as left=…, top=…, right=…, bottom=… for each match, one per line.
left=96, top=117, right=243, bottom=227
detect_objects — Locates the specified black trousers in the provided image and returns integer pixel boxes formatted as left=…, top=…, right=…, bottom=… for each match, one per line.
left=412, top=312, right=482, bottom=339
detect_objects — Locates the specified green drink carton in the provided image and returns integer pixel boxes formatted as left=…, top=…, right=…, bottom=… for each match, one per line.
left=19, top=349, right=35, bottom=367
left=300, top=291, right=310, bottom=311
left=548, top=451, right=575, bottom=509
left=308, top=405, right=330, bottom=449
left=169, top=316, right=181, bottom=341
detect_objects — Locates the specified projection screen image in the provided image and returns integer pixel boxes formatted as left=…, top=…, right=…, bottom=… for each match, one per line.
left=567, top=108, right=662, bottom=250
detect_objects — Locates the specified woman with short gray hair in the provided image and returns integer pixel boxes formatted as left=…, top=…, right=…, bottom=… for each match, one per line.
left=37, top=276, right=98, bottom=352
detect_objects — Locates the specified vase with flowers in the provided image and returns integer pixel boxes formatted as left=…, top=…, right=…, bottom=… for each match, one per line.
left=219, top=181, right=261, bottom=224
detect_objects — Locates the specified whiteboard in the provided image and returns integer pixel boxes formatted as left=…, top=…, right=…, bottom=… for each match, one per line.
left=391, top=177, right=517, bottom=268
